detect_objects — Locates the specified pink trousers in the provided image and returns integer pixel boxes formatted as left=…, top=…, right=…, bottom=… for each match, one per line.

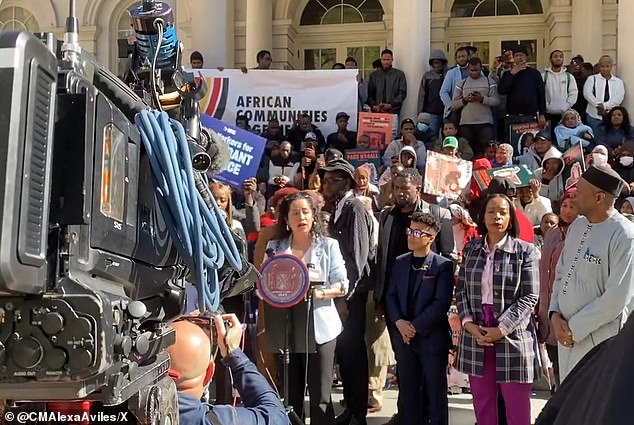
left=469, top=346, right=532, bottom=425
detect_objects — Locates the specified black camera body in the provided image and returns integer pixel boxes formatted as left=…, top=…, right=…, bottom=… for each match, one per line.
left=0, top=2, right=258, bottom=422
left=0, top=26, right=182, bottom=425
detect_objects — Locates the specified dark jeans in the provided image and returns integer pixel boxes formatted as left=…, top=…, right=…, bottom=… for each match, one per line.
left=336, top=292, right=369, bottom=422
left=288, top=338, right=337, bottom=425
left=459, top=124, right=493, bottom=157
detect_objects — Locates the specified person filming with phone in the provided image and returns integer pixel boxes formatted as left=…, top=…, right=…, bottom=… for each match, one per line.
left=167, top=313, right=287, bottom=425
left=498, top=45, right=547, bottom=130
left=451, top=56, right=499, bottom=157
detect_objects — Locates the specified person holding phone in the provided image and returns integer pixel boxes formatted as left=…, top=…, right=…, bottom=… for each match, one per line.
left=498, top=45, right=547, bottom=131
left=265, top=192, right=349, bottom=425
left=451, top=56, right=499, bottom=157
left=168, top=313, right=287, bottom=425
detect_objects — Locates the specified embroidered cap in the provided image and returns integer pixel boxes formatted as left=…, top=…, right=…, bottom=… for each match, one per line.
left=443, top=136, right=458, bottom=149
left=581, top=164, right=625, bottom=197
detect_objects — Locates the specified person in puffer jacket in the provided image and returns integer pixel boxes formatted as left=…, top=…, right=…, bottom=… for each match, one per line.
left=554, top=109, right=594, bottom=151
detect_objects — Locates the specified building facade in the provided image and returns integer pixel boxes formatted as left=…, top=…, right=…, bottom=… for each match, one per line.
left=1, top=0, right=631, bottom=119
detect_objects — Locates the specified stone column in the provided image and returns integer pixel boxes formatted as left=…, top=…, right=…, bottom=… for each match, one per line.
left=392, top=1, right=431, bottom=120
left=245, top=0, right=273, bottom=68
left=618, top=0, right=634, bottom=113
left=571, top=0, right=602, bottom=63
left=189, top=0, right=234, bottom=67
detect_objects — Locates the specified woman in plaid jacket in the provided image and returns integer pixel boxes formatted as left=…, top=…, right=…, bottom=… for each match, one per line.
left=455, top=193, right=540, bottom=425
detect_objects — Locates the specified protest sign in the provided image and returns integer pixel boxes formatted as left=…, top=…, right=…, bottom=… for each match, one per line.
left=345, top=148, right=381, bottom=171
left=345, top=148, right=381, bottom=184
left=192, top=69, right=357, bottom=137
left=423, top=151, right=473, bottom=200
left=561, top=142, right=585, bottom=189
left=508, top=119, right=551, bottom=157
left=200, top=115, right=265, bottom=188
left=357, top=112, right=393, bottom=150
left=473, top=164, right=537, bottom=191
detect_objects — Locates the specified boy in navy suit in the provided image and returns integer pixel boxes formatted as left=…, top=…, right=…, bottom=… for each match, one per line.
left=386, top=212, right=454, bottom=425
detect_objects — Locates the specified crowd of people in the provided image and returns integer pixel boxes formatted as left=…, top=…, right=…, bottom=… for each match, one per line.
left=167, top=45, right=634, bottom=425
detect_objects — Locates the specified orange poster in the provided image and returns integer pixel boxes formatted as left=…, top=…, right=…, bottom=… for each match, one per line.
left=423, top=151, right=473, bottom=200
left=356, top=112, right=393, bottom=150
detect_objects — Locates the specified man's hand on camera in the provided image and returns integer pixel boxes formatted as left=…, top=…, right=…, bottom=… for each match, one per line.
left=214, top=314, right=243, bottom=358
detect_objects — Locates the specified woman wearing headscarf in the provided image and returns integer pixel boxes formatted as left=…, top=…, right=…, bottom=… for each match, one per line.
left=537, top=187, right=579, bottom=392
left=354, top=164, right=380, bottom=213
left=611, top=140, right=634, bottom=183
left=554, top=109, right=594, bottom=151
left=620, top=196, right=634, bottom=215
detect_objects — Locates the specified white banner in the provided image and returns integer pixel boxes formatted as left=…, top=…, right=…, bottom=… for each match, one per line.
left=192, top=69, right=358, bottom=136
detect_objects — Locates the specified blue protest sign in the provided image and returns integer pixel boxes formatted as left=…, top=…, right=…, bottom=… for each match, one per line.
left=200, top=115, right=266, bottom=188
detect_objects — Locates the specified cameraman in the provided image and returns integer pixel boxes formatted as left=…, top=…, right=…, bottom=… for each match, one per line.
left=167, top=313, right=286, bottom=425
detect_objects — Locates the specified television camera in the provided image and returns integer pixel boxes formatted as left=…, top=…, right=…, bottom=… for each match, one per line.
left=0, top=0, right=256, bottom=423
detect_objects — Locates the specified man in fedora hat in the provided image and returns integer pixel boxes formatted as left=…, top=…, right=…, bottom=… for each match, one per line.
left=319, top=159, right=374, bottom=425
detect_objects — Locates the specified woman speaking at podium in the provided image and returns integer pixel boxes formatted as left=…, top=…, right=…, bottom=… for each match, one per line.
left=266, top=191, right=349, bottom=425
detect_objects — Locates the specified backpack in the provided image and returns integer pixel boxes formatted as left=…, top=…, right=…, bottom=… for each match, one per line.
left=543, top=70, right=572, bottom=91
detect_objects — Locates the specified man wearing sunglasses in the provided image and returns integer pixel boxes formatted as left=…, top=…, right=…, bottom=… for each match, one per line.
left=385, top=212, right=454, bottom=425
left=167, top=313, right=286, bottom=425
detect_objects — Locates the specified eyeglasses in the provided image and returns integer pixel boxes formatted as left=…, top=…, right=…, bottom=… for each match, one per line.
left=174, top=315, right=219, bottom=360
left=406, top=228, right=434, bottom=239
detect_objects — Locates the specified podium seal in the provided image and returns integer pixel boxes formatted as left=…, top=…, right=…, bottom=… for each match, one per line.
left=258, top=254, right=310, bottom=308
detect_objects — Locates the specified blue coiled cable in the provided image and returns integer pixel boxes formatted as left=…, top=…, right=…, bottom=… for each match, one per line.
left=135, top=109, right=242, bottom=312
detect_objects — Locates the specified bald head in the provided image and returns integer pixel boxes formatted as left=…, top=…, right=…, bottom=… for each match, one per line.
left=167, top=321, right=213, bottom=398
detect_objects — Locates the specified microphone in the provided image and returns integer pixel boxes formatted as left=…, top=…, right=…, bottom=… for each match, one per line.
left=202, top=127, right=231, bottom=176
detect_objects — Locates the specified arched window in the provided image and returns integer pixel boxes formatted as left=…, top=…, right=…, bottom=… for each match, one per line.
left=301, top=0, right=384, bottom=25
left=0, top=6, right=39, bottom=32
left=451, top=0, right=543, bottom=17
